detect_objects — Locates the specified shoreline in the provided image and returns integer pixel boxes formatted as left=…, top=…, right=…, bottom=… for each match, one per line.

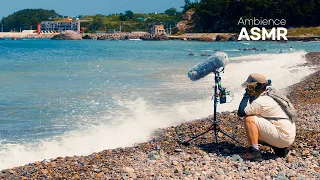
left=1, top=32, right=320, bottom=42
left=0, top=52, right=319, bottom=179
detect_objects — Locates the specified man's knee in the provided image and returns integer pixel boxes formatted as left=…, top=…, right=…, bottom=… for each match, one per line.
left=244, top=116, right=255, bottom=123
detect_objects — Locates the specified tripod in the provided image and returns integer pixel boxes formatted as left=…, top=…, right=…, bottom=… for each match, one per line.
left=181, top=71, right=242, bottom=155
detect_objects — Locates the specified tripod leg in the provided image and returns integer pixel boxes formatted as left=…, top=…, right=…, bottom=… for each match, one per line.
left=218, top=128, right=243, bottom=145
left=180, top=128, right=213, bottom=145
left=213, top=72, right=220, bottom=155
left=214, top=124, right=220, bottom=155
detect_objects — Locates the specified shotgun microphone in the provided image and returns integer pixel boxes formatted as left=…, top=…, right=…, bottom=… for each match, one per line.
left=188, top=52, right=229, bottom=81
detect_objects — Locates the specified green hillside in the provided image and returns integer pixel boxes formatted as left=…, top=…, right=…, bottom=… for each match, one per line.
left=0, top=9, right=59, bottom=32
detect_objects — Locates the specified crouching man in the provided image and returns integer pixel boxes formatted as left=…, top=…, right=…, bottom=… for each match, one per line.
left=238, top=73, right=296, bottom=161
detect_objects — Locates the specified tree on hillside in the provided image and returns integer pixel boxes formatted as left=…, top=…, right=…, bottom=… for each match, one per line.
left=165, top=8, right=178, bottom=16
left=125, top=10, right=134, bottom=19
left=196, top=0, right=231, bottom=32
left=120, top=10, right=134, bottom=21
left=0, top=9, right=59, bottom=32
left=184, top=0, right=320, bottom=33
left=92, top=14, right=104, bottom=31
left=182, top=0, right=199, bottom=12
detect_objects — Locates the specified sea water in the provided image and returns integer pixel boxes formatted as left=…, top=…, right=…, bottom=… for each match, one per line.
left=0, top=39, right=319, bottom=169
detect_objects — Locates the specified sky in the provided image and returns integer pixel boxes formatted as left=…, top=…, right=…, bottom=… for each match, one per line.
left=0, top=0, right=185, bottom=18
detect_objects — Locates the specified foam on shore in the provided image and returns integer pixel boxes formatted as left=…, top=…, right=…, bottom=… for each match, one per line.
left=0, top=51, right=315, bottom=170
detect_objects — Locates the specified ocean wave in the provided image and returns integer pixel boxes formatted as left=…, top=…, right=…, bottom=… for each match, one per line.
left=0, top=49, right=314, bottom=170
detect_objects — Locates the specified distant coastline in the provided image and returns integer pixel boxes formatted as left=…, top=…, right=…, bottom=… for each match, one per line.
left=1, top=32, right=319, bottom=42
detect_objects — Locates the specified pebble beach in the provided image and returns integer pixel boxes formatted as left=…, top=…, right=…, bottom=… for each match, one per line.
left=0, top=52, right=319, bottom=180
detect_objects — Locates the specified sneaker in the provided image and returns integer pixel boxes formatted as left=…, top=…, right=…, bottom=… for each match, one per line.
left=273, top=147, right=290, bottom=157
left=241, top=146, right=263, bottom=162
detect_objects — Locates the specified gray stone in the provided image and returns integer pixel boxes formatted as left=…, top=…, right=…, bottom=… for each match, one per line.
left=174, top=168, right=180, bottom=173
left=94, top=168, right=101, bottom=173
left=239, top=167, right=248, bottom=172
left=200, top=160, right=209, bottom=165
left=51, top=30, right=82, bottom=40
left=311, top=150, right=319, bottom=157
left=174, top=149, right=184, bottom=153
left=41, top=159, right=51, bottom=166
left=232, top=154, right=243, bottom=162
left=222, top=149, right=231, bottom=154
left=148, top=151, right=161, bottom=160
left=296, top=177, right=305, bottom=180
left=203, top=155, right=210, bottom=161
left=208, top=153, right=215, bottom=157
left=215, top=168, right=224, bottom=175
left=183, top=170, right=191, bottom=175
left=242, top=173, right=249, bottom=178
left=291, top=162, right=298, bottom=168
left=172, top=160, right=179, bottom=166
left=275, top=174, right=289, bottom=180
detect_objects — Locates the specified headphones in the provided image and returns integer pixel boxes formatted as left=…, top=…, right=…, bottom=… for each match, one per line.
left=246, top=79, right=272, bottom=96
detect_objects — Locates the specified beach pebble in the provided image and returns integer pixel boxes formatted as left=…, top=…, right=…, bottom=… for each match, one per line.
left=276, top=158, right=284, bottom=163
left=148, top=151, right=161, bottom=160
left=215, top=168, right=224, bottom=175
left=96, top=172, right=104, bottom=178
left=311, top=150, right=319, bottom=157
left=222, top=149, right=231, bottom=154
left=122, top=167, right=135, bottom=173
left=174, top=168, right=181, bottom=173
left=94, top=168, right=101, bottom=173
left=275, top=173, right=289, bottom=180
left=172, top=160, right=179, bottom=166
left=174, top=149, right=183, bottom=153
left=41, top=159, right=51, bottom=166
left=286, top=155, right=296, bottom=163
left=231, top=154, right=243, bottom=162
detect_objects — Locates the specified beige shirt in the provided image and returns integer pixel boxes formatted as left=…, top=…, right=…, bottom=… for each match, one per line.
left=245, top=95, right=296, bottom=138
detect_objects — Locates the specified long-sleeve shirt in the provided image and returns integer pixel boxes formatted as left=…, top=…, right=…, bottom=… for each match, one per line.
left=242, top=95, right=296, bottom=139
left=244, top=95, right=289, bottom=119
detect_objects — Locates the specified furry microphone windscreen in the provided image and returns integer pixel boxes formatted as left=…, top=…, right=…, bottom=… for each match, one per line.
left=188, top=52, right=229, bottom=81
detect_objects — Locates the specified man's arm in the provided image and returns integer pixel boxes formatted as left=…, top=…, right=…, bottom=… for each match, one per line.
left=238, top=93, right=250, bottom=117
left=238, top=93, right=263, bottom=117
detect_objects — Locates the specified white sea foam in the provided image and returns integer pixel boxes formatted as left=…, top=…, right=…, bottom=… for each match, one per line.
left=201, top=49, right=214, bottom=52
left=0, top=51, right=314, bottom=170
left=0, top=98, right=212, bottom=170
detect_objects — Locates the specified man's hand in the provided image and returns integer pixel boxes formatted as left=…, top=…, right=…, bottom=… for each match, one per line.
left=243, top=92, right=250, bottom=98
left=238, top=116, right=245, bottom=121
